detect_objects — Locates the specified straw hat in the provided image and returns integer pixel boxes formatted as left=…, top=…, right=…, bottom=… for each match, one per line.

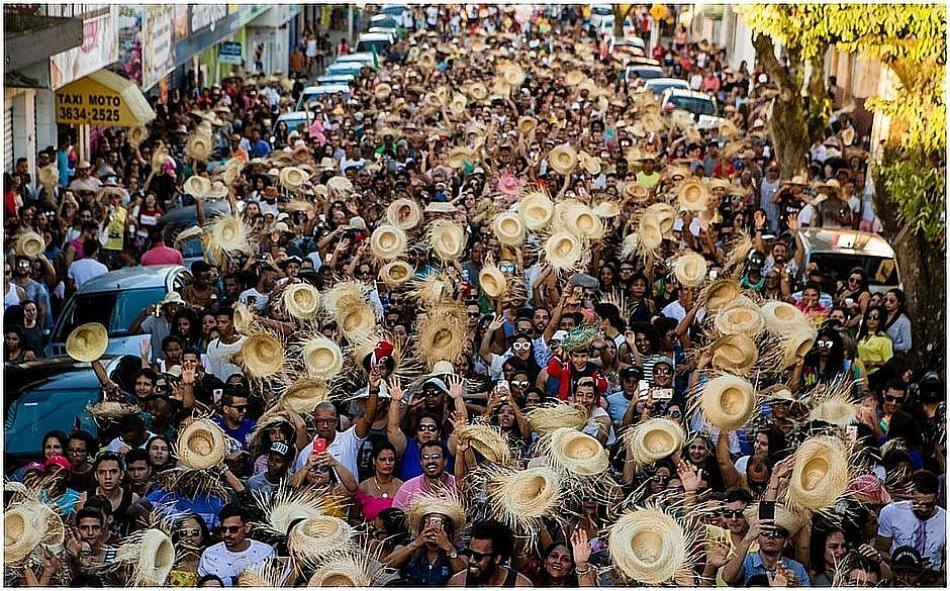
left=416, top=303, right=467, bottom=368
left=289, top=515, right=354, bottom=564
left=492, top=212, right=526, bottom=246
left=374, top=83, right=392, bottom=101
left=307, top=553, right=394, bottom=587
left=128, top=126, right=149, bottom=148
left=743, top=503, right=804, bottom=537
left=543, top=231, right=583, bottom=271
left=524, top=403, right=588, bottom=434
left=637, top=213, right=664, bottom=252
left=65, top=322, right=108, bottom=362
left=4, top=502, right=57, bottom=565
left=15, top=231, right=45, bottom=258
left=623, top=181, right=651, bottom=204
left=517, top=116, right=538, bottom=135
left=500, top=63, right=525, bottom=86
left=37, top=164, right=59, bottom=188
left=841, top=127, right=856, bottom=147
left=379, top=260, right=415, bottom=287
left=468, top=82, right=489, bottom=101
left=454, top=422, right=513, bottom=465
left=185, top=135, right=212, bottom=162
left=326, top=176, right=353, bottom=195
left=121, top=528, right=175, bottom=586
left=301, top=334, right=344, bottom=381
left=701, top=374, right=756, bottom=431
left=479, top=258, right=509, bottom=299
left=672, top=251, right=707, bottom=288
left=625, top=418, right=685, bottom=466
left=177, top=419, right=226, bottom=470
left=609, top=507, right=688, bottom=584
left=563, top=203, right=604, bottom=240
left=232, top=302, right=256, bottom=335
left=761, top=301, right=810, bottom=334
left=407, top=493, right=467, bottom=535
left=281, top=284, right=321, bottom=321
left=519, top=190, right=555, bottom=230
left=677, top=178, right=709, bottom=212
left=210, top=215, right=251, bottom=255
left=579, top=152, right=602, bottom=176
left=487, top=465, right=562, bottom=530
left=542, top=427, right=609, bottom=477
left=370, top=224, right=408, bottom=261
left=789, top=436, right=850, bottom=511
left=428, top=220, right=465, bottom=261
left=705, top=279, right=743, bottom=313
left=565, top=70, right=586, bottom=86
left=547, top=144, right=578, bottom=176
left=446, top=146, right=477, bottom=169
left=280, top=379, right=330, bottom=414
left=386, top=198, right=423, bottom=230
left=183, top=175, right=211, bottom=200
left=151, top=143, right=170, bottom=171
left=208, top=180, right=232, bottom=202
left=809, top=397, right=858, bottom=427
left=593, top=201, right=621, bottom=218
left=644, top=203, right=677, bottom=234
left=279, top=166, right=309, bottom=191
left=240, top=333, right=286, bottom=378
left=711, top=333, right=759, bottom=374
left=714, top=302, right=765, bottom=337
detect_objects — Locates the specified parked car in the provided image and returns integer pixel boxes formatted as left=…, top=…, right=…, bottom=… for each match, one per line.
left=4, top=356, right=130, bottom=467
left=356, top=32, right=394, bottom=54
left=333, top=52, right=377, bottom=68
left=588, top=5, right=614, bottom=32
left=797, top=229, right=901, bottom=294
left=626, top=65, right=665, bottom=81
left=369, top=14, right=399, bottom=29
left=660, top=87, right=728, bottom=130
left=272, top=110, right=314, bottom=138
left=161, top=200, right=232, bottom=268
left=642, top=77, right=690, bottom=98
left=296, top=85, right=352, bottom=110
left=325, top=62, right=367, bottom=78
left=45, top=266, right=192, bottom=359
left=378, top=5, right=408, bottom=18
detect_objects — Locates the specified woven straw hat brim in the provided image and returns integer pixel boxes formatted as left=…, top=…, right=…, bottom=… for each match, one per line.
left=280, top=167, right=309, bottom=190
left=455, top=423, right=513, bottom=465
left=714, top=303, right=766, bottom=337
left=407, top=494, right=467, bottom=535
left=479, top=266, right=508, bottom=298
left=65, top=322, right=108, bottom=362
left=609, top=508, right=688, bottom=584
left=379, top=261, right=415, bottom=286
left=711, top=333, right=759, bottom=373
left=184, top=175, right=212, bottom=199
left=673, top=252, right=707, bottom=288
left=133, top=529, right=176, bottom=586
left=677, top=178, right=709, bottom=212
left=281, top=380, right=330, bottom=414
left=489, top=466, right=561, bottom=525
left=638, top=215, right=664, bottom=252
left=429, top=221, right=466, bottom=261
left=386, top=198, right=423, bottom=230
left=592, top=201, right=621, bottom=218
left=547, top=428, right=610, bottom=477
left=15, top=231, right=45, bottom=258
left=548, top=145, right=578, bottom=176
left=544, top=231, right=583, bottom=271
left=211, top=216, right=251, bottom=254
left=289, top=515, right=354, bottom=563
left=761, top=301, right=811, bottom=334
left=38, top=165, right=59, bottom=187
left=781, top=327, right=818, bottom=367
left=283, top=284, right=322, bottom=321
left=743, top=503, right=804, bottom=537
left=643, top=203, right=677, bottom=234
left=241, top=333, right=286, bottom=378
left=626, top=418, right=686, bottom=466
left=519, top=192, right=555, bottom=230
left=185, top=136, right=213, bottom=162
left=705, top=280, right=743, bottom=313
left=4, top=503, right=50, bottom=564
left=370, top=225, right=408, bottom=260
left=789, top=436, right=850, bottom=511
left=232, top=302, right=256, bottom=335
left=492, top=212, right=526, bottom=245
left=326, top=176, right=354, bottom=195
left=301, top=335, right=344, bottom=380
left=808, top=399, right=858, bottom=427
left=564, top=204, right=604, bottom=240
left=701, top=374, right=756, bottom=431
left=177, top=419, right=226, bottom=470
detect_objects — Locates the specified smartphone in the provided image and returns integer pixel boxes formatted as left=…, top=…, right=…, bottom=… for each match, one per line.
left=653, top=388, right=674, bottom=400
left=312, top=437, right=327, bottom=454
left=759, top=500, right=775, bottom=521
left=845, top=425, right=858, bottom=445
left=497, top=380, right=510, bottom=393
left=428, top=515, right=444, bottom=529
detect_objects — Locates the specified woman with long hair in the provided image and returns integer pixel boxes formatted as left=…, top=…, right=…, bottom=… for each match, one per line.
left=796, top=328, right=863, bottom=390
left=169, top=513, right=213, bottom=587
left=534, top=533, right=597, bottom=587
left=171, top=307, right=200, bottom=352
left=808, top=524, right=848, bottom=587
left=856, top=305, right=894, bottom=374
left=883, top=288, right=912, bottom=354
left=145, top=435, right=175, bottom=472
left=197, top=310, right=218, bottom=354
left=355, top=441, right=403, bottom=522
left=5, top=325, right=35, bottom=363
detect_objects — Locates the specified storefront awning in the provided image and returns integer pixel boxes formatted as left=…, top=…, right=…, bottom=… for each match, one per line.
left=55, top=69, right=155, bottom=127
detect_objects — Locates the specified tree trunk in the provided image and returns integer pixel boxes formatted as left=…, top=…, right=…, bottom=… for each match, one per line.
left=806, top=52, right=830, bottom=146
left=613, top=5, right=633, bottom=38
left=752, top=33, right=810, bottom=177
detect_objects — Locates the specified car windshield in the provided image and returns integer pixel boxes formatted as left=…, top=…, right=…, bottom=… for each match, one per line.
left=634, top=68, right=664, bottom=80
left=592, top=7, right=613, bottom=15
left=668, top=95, right=716, bottom=115
left=5, top=388, right=98, bottom=457
left=808, top=254, right=899, bottom=288
left=357, top=40, right=390, bottom=53
left=53, top=287, right=166, bottom=341
left=280, top=117, right=309, bottom=135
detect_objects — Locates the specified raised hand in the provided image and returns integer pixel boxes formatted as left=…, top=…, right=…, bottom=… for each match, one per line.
left=706, top=539, right=732, bottom=568
left=570, top=528, right=592, bottom=566
left=676, top=458, right=702, bottom=493
left=387, top=377, right=404, bottom=402
left=446, top=375, right=464, bottom=400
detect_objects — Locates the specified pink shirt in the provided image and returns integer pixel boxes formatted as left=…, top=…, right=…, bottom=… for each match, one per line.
left=391, top=474, right=457, bottom=510
left=354, top=488, right=395, bottom=522
left=141, top=246, right=184, bottom=266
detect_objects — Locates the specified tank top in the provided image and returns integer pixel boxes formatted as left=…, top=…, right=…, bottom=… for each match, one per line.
left=4, top=283, right=22, bottom=309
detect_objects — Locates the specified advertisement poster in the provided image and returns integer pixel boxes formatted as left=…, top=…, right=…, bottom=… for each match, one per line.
left=116, top=5, right=143, bottom=85
left=142, top=5, right=176, bottom=90
left=49, top=5, right=120, bottom=89
left=174, top=4, right=189, bottom=41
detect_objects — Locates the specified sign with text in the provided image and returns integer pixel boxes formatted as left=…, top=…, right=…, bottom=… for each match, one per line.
left=49, top=6, right=120, bottom=89
left=55, top=71, right=155, bottom=127
left=142, top=5, right=176, bottom=90
left=219, top=41, right=243, bottom=65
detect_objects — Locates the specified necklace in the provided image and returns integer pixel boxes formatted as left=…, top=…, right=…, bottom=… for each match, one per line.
left=373, top=476, right=391, bottom=498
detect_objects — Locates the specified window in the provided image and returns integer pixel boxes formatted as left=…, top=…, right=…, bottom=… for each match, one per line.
left=808, top=254, right=899, bottom=288
left=667, top=96, right=716, bottom=116
left=5, top=388, right=99, bottom=456
left=53, top=287, right=166, bottom=341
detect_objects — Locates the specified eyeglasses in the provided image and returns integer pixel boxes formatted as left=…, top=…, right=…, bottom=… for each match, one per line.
left=668, top=410, right=682, bottom=418
left=421, top=453, right=443, bottom=461
left=315, top=418, right=337, bottom=425
left=512, top=342, right=531, bottom=351
left=463, top=548, right=496, bottom=562
left=219, top=525, right=243, bottom=534
left=721, top=510, right=744, bottom=519
left=417, top=424, right=439, bottom=432
left=510, top=380, right=529, bottom=388
left=884, top=394, right=905, bottom=404
left=654, top=367, right=672, bottom=376
left=762, top=528, right=789, bottom=538
left=178, top=527, right=201, bottom=537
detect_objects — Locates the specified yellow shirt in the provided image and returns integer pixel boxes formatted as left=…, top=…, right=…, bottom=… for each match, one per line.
left=857, top=334, right=893, bottom=372
left=636, top=170, right=661, bottom=189
left=104, top=206, right=127, bottom=251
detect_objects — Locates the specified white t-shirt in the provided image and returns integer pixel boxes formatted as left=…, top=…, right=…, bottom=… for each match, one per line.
left=197, top=540, right=275, bottom=586
left=68, top=258, right=108, bottom=289
left=798, top=204, right=818, bottom=227
left=205, top=336, right=247, bottom=382
left=293, top=424, right=364, bottom=482
left=106, top=432, right=154, bottom=453
left=877, top=500, right=946, bottom=571
left=660, top=300, right=706, bottom=324
left=239, top=288, right=270, bottom=312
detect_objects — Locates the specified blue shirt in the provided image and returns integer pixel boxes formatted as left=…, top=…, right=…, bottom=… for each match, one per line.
left=249, top=140, right=271, bottom=158
left=403, top=550, right=454, bottom=586
left=146, top=489, right=226, bottom=530
left=606, top=391, right=634, bottom=425
left=39, top=487, right=81, bottom=518
left=741, top=552, right=811, bottom=586
left=215, top=417, right=256, bottom=449
left=399, top=438, right=455, bottom=481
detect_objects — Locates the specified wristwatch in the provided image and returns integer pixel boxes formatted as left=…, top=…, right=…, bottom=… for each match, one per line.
left=448, top=550, right=459, bottom=560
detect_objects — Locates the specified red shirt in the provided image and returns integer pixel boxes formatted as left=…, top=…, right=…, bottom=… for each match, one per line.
left=141, top=246, right=184, bottom=266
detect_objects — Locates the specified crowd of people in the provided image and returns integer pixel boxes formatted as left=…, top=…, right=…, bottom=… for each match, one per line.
left=3, top=4, right=945, bottom=588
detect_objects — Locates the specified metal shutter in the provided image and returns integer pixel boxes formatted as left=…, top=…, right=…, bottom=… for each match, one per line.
left=4, top=106, right=13, bottom=173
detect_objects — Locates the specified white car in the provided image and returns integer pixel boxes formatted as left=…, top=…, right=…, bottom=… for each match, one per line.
left=588, top=4, right=614, bottom=32
left=660, top=88, right=729, bottom=130
left=643, top=78, right=689, bottom=98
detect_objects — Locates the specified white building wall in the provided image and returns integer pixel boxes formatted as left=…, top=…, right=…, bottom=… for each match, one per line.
left=35, top=89, right=57, bottom=154
left=5, top=88, right=37, bottom=175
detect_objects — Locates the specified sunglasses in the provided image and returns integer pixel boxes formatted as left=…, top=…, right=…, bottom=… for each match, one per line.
left=463, top=548, right=496, bottom=562
left=228, top=404, right=247, bottom=411
left=219, top=525, right=243, bottom=534
left=884, top=394, right=905, bottom=403
left=510, top=380, right=529, bottom=388
left=511, top=342, right=531, bottom=351
left=721, top=510, right=744, bottom=519
left=816, top=340, right=834, bottom=348
left=178, top=527, right=201, bottom=537
left=654, top=367, right=673, bottom=375
left=417, top=424, right=439, bottom=432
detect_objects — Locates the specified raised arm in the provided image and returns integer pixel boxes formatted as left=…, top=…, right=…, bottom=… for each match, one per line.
left=355, top=366, right=382, bottom=439
left=386, top=378, right=408, bottom=457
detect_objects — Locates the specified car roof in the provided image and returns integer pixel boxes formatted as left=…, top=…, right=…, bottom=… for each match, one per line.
left=5, top=355, right=124, bottom=395
left=646, top=78, right=689, bottom=86
left=278, top=111, right=310, bottom=119
left=359, top=32, right=393, bottom=41
left=665, top=88, right=713, bottom=99
left=303, top=84, right=351, bottom=94
left=317, top=74, right=356, bottom=82
left=630, top=65, right=664, bottom=72
left=799, top=229, right=896, bottom=258
left=77, top=265, right=183, bottom=293
left=335, top=52, right=375, bottom=62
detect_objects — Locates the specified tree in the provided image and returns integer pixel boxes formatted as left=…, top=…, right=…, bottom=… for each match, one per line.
left=739, top=4, right=947, bottom=367
left=613, top=4, right=635, bottom=38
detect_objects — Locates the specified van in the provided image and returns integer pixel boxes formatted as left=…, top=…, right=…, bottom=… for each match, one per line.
left=797, top=229, right=901, bottom=294
left=356, top=33, right=393, bottom=54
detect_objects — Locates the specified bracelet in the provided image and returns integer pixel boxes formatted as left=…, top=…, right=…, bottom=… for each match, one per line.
left=575, top=564, right=593, bottom=576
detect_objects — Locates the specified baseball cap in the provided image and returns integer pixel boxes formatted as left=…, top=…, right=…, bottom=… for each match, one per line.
left=654, top=356, right=674, bottom=369
left=269, top=441, right=293, bottom=460
left=891, top=546, right=923, bottom=572
left=44, top=455, right=72, bottom=472
left=621, top=366, right=644, bottom=380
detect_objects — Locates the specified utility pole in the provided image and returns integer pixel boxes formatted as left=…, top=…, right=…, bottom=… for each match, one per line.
left=348, top=5, right=354, bottom=43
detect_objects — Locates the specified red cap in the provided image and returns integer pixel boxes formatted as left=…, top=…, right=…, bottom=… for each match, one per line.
left=371, top=341, right=394, bottom=366
left=44, top=455, right=72, bottom=472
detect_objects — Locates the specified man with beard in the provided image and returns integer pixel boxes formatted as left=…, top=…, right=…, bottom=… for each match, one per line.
left=447, top=520, right=531, bottom=586
left=246, top=441, right=293, bottom=495
left=391, top=440, right=456, bottom=510
left=197, top=503, right=275, bottom=585
left=721, top=507, right=810, bottom=586
left=876, top=470, right=946, bottom=584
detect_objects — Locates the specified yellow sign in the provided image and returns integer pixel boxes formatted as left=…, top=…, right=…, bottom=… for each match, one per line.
left=650, top=4, right=668, bottom=22
left=55, top=69, right=155, bottom=127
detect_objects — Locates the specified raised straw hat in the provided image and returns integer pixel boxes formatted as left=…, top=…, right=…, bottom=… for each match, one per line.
left=644, top=203, right=677, bottom=234
left=416, top=303, right=467, bottom=368
left=177, top=419, right=226, bottom=470
left=710, top=333, right=759, bottom=374
left=543, top=427, right=610, bottom=477
left=370, top=224, right=408, bottom=260
left=407, top=492, right=467, bottom=535
left=547, top=144, right=578, bottom=176
left=379, top=260, right=415, bottom=287
left=280, top=379, right=330, bottom=414
left=563, top=203, right=604, bottom=240
left=210, top=215, right=251, bottom=255
left=543, top=231, right=583, bottom=271
left=780, top=325, right=818, bottom=367
left=479, top=257, right=509, bottom=299
left=128, top=126, right=149, bottom=148
left=240, top=333, right=286, bottom=378
left=625, top=418, right=685, bottom=466
left=300, top=334, right=344, bottom=381
left=428, top=220, right=466, bottom=261
left=500, top=62, right=526, bottom=86
left=288, top=515, right=354, bottom=565
left=307, top=553, right=394, bottom=587
left=609, top=507, right=689, bottom=584
left=279, top=166, right=309, bottom=191
left=517, top=116, right=539, bottom=135
left=37, top=164, right=59, bottom=188
left=386, top=198, right=423, bottom=230
left=704, top=279, right=743, bottom=313
left=185, top=134, right=212, bottom=162
left=118, top=528, right=176, bottom=586
left=65, top=322, right=108, bottom=362
left=524, top=403, right=589, bottom=434
left=701, top=374, right=756, bottom=431
left=677, top=178, right=709, bottom=212
left=232, top=302, right=256, bottom=335
left=789, top=435, right=851, bottom=512
left=593, top=200, right=621, bottom=218
left=492, top=212, right=526, bottom=246
left=714, top=302, right=766, bottom=337
left=183, top=175, right=212, bottom=200
left=486, top=465, right=562, bottom=530
left=454, top=422, right=514, bottom=465
left=282, top=283, right=322, bottom=321
left=15, top=231, right=45, bottom=258
left=743, top=503, right=804, bottom=537
left=4, top=502, right=58, bottom=565
left=326, top=175, right=353, bottom=195
left=637, top=212, right=665, bottom=252
left=672, top=251, right=707, bottom=288
left=519, top=190, right=555, bottom=230
left=761, top=301, right=810, bottom=334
